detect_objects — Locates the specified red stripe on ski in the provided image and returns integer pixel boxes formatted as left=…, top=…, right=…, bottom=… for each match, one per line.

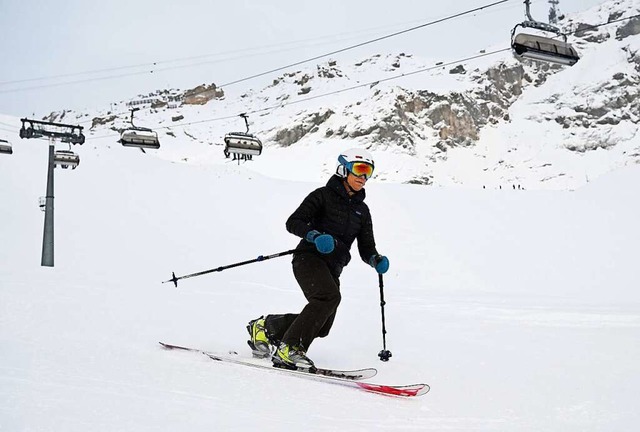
left=355, top=382, right=429, bottom=397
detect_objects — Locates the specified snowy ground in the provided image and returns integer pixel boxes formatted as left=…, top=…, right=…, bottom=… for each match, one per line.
left=1, top=137, right=639, bottom=431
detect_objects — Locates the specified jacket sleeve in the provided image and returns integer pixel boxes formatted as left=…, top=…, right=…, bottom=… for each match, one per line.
left=285, top=188, right=325, bottom=239
left=357, top=206, right=378, bottom=263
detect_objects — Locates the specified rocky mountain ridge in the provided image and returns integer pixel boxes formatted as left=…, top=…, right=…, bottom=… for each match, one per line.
left=44, top=0, right=640, bottom=189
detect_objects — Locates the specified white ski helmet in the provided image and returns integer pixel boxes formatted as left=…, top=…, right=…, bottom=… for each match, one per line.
left=336, top=148, right=375, bottom=179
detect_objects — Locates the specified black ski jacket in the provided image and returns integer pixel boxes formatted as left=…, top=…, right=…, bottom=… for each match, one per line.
left=286, top=175, right=379, bottom=277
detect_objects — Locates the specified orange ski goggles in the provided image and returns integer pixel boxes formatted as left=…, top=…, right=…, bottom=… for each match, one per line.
left=350, top=162, right=374, bottom=179
left=346, top=161, right=374, bottom=179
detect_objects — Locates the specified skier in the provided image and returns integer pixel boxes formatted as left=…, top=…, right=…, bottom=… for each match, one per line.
left=247, top=148, right=389, bottom=370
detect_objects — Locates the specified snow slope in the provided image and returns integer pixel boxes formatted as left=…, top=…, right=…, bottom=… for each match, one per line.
left=1, top=127, right=639, bottom=431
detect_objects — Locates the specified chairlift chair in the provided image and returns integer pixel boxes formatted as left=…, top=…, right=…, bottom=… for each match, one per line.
left=54, top=149, right=80, bottom=169
left=119, top=108, right=161, bottom=149
left=223, top=113, right=262, bottom=157
left=223, top=132, right=263, bottom=156
left=511, top=28, right=579, bottom=66
left=0, top=138, right=12, bottom=155
left=120, top=129, right=161, bottom=149
left=511, top=0, right=579, bottom=66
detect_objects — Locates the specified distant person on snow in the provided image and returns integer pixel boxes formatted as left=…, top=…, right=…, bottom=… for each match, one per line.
left=246, top=148, right=389, bottom=371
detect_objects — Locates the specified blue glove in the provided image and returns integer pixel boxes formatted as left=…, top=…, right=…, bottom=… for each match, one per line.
left=369, top=254, right=389, bottom=274
left=305, top=230, right=335, bottom=254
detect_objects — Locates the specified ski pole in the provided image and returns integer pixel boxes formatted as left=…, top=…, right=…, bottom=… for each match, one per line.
left=162, top=248, right=296, bottom=287
left=377, top=273, right=393, bottom=362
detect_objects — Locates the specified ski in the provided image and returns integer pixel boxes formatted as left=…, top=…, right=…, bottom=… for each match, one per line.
left=160, top=342, right=429, bottom=398
left=159, top=341, right=377, bottom=380
left=204, top=352, right=429, bottom=398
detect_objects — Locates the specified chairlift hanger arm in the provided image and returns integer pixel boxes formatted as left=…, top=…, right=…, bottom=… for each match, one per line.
left=129, top=108, right=140, bottom=128
left=239, top=113, right=250, bottom=133
left=518, top=0, right=562, bottom=35
left=520, top=20, right=563, bottom=36
left=523, top=0, right=535, bottom=22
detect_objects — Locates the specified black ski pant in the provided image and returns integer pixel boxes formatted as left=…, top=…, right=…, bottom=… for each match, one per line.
left=264, top=252, right=341, bottom=351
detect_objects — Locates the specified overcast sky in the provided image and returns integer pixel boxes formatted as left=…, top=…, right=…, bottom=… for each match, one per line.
left=0, top=0, right=605, bottom=118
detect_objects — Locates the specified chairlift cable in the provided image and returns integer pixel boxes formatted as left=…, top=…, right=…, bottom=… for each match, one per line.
left=64, top=1, right=516, bottom=125
left=126, top=8, right=640, bottom=132
left=0, top=1, right=511, bottom=95
left=247, top=48, right=512, bottom=115
left=217, top=0, right=511, bottom=88
left=32, top=11, right=640, bottom=143
left=0, top=126, right=18, bottom=134
left=0, top=39, right=376, bottom=89
left=1, top=15, right=492, bottom=88
left=84, top=48, right=511, bottom=141
left=559, top=12, right=640, bottom=38
left=0, top=40, right=355, bottom=87
left=0, top=17, right=464, bottom=87
left=0, top=121, right=20, bottom=130
left=0, top=2, right=517, bottom=89
left=225, top=12, right=640, bottom=120
left=0, top=70, right=156, bottom=95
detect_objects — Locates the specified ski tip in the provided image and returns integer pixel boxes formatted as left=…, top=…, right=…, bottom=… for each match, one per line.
left=415, top=384, right=430, bottom=396
left=159, top=341, right=191, bottom=351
